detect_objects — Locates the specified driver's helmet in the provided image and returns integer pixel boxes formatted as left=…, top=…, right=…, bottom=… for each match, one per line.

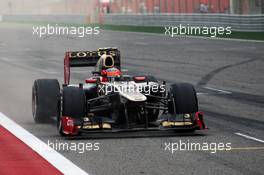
left=101, top=67, right=121, bottom=82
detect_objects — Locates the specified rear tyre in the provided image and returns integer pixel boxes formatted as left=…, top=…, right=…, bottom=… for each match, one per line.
left=32, top=79, right=60, bottom=123
left=169, top=83, right=198, bottom=114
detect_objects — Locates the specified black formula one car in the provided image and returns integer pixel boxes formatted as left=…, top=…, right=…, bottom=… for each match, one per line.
left=32, top=48, right=206, bottom=136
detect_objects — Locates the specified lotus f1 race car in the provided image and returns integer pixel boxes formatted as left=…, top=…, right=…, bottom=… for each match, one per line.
left=32, top=48, right=206, bottom=136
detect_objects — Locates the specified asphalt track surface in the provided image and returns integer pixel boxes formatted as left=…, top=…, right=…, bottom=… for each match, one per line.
left=0, top=23, right=264, bottom=175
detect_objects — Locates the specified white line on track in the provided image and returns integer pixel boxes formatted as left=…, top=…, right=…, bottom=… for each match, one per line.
left=235, top=132, right=264, bottom=144
left=36, top=69, right=58, bottom=74
left=196, top=92, right=210, bottom=95
left=0, top=57, right=12, bottom=62
left=135, top=42, right=149, bottom=46
left=204, top=86, right=232, bottom=94
left=23, top=48, right=32, bottom=51
left=0, top=112, right=89, bottom=175
left=0, top=57, right=58, bottom=74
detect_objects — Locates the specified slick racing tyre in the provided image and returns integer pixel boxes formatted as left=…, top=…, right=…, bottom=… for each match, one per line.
left=32, top=79, right=60, bottom=123
left=62, top=86, right=86, bottom=118
left=58, top=86, right=86, bottom=136
left=169, top=83, right=198, bottom=114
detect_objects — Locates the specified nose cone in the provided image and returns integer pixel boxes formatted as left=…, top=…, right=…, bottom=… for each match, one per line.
left=120, top=91, right=147, bottom=102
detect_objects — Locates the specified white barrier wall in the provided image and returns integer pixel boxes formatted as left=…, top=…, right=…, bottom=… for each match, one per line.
left=2, top=14, right=264, bottom=32
left=103, top=14, right=264, bottom=32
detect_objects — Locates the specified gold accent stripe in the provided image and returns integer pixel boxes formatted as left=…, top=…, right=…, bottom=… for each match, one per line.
left=82, top=125, right=100, bottom=129
left=162, top=121, right=193, bottom=127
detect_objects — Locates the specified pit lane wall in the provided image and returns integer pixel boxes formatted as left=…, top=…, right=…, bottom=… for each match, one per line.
left=1, top=14, right=263, bottom=32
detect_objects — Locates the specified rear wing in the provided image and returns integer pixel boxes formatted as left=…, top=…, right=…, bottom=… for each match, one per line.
left=64, top=48, right=121, bottom=84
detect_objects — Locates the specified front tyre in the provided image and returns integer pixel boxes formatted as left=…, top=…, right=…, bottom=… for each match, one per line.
left=57, top=86, right=86, bottom=136
left=169, top=83, right=198, bottom=114
left=62, top=86, right=86, bottom=118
